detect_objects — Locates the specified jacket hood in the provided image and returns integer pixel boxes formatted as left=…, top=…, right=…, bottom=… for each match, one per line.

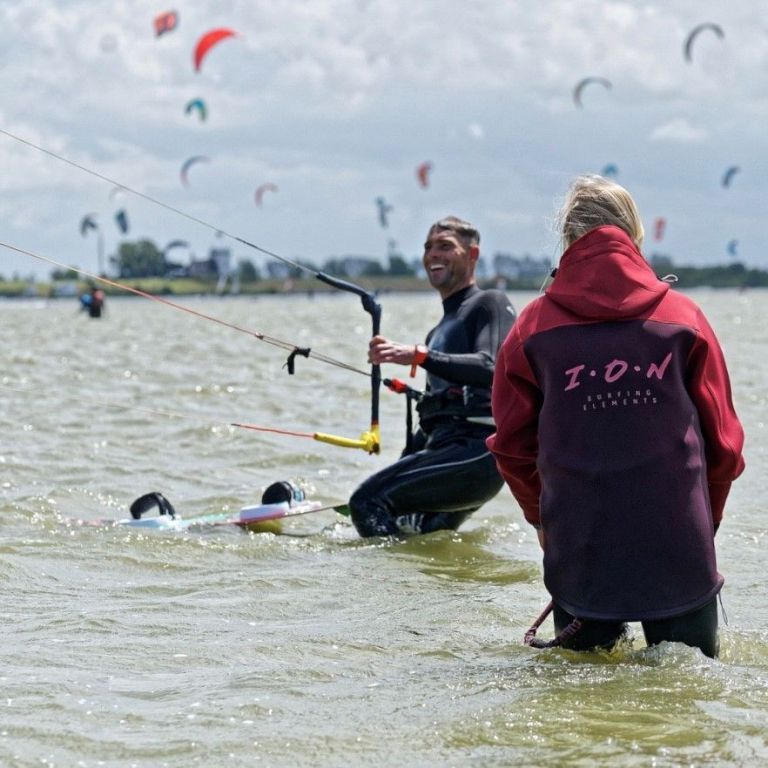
left=546, top=225, right=669, bottom=320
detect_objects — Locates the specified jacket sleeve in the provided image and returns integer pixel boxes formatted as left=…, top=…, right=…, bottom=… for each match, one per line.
left=486, top=323, right=543, bottom=526
left=687, top=309, right=745, bottom=525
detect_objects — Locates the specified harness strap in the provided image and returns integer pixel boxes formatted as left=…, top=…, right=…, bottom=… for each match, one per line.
left=384, top=378, right=423, bottom=454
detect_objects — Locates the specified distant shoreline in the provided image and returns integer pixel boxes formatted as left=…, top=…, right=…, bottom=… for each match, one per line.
left=2, top=266, right=766, bottom=299
left=0, top=276, right=430, bottom=299
left=0, top=275, right=513, bottom=299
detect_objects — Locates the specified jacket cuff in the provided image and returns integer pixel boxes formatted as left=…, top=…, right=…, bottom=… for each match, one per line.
left=520, top=503, right=540, bottom=528
left=708, top=481, right=731, bottom=526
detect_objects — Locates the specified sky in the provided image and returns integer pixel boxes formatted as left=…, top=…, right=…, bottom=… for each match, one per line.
left=0, top=0, right=766, bottom=280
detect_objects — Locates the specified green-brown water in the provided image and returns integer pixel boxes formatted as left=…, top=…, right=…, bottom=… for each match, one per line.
left=1, top=290, right=765, bottom=766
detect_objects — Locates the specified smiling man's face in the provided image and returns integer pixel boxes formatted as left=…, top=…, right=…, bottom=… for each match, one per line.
left=422, top=228, right=478, bottom=299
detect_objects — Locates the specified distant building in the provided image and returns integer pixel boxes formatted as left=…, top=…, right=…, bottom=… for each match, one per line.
left=267, top=262, right=291, bottom=280
left=339, top=256, right=384, bottom=277
left=320, top=256, right=385, bottom=278
left=409, top=257, right=426, bottom=279
left=209, top=247, right=236, bottom=293
left=492, top=252, right=551, bottom=283
left=165, top=245, right=238, bottom=292
left=209, top=247, right=232, bottom=278
left=52, top=281, right=79, bottom=297
left=185, top=259, right=217, bottom=279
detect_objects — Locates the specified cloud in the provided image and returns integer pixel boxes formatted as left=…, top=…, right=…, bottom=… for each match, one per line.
left=648, top=118, right=709, bottom=143
left=467, top=123, right=485, bottom=140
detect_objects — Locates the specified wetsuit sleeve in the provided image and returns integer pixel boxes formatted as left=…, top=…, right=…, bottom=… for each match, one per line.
left=422, top=294, right=514, bottom=386
left=687, top=310, right=745, bottom=525
left=486, top=324, right=543, bottom=526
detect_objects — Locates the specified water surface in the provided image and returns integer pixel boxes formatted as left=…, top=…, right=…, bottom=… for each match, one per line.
left=1, top=289, right=765, bottom=766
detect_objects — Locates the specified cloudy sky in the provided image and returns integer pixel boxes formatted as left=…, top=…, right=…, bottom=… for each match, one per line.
left=1, top=0, right=766, bottom=280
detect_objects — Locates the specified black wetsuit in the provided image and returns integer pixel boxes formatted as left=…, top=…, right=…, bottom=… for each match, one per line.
left=553, top=598, right=720, bottom=658
left=349, top=284, right=516, bottom=536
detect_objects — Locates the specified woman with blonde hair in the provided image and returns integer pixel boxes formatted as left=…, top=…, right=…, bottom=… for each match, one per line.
left=487, top=175, right=744, bottom=656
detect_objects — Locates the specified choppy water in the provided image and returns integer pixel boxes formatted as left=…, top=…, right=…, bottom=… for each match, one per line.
left=0, top=289, right=766, bottom=767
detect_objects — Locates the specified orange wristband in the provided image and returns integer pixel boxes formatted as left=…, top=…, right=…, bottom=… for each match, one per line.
left=409, top=345, right=428, bottom=377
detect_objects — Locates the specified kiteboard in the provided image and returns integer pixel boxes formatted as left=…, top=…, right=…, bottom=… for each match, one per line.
left=82, top=481, right=347, bottom=535
left=92, top=500, right=325, bottom=534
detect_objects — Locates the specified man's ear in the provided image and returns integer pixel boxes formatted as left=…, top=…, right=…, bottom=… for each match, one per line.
left=468, top=244, right=480, bottom=264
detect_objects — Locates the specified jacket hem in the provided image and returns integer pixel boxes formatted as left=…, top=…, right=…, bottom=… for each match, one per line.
left=550, top=577, right=724, bottom=623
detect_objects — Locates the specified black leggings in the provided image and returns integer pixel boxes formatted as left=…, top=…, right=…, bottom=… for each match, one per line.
left=553, top=597, right=720, bottom=658
left=348, top=424, right=503, bottom=537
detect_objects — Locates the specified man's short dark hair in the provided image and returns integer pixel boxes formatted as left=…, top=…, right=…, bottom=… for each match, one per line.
left=430, top=216, right=480, bottom=246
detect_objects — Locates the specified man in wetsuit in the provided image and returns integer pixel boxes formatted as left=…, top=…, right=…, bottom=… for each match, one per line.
left=348, top=216, right=517, bottom=537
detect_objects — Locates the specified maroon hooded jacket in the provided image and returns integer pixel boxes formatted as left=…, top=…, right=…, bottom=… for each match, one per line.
left=487, top=225, right=745, bottom=621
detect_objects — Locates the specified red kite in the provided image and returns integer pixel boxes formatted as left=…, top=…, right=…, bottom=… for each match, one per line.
left=416, top=161, right=433, bottom=188
left=154, top=11, right=178, bottom=38
left=254, top=183, right=278, bottom=207
left=194, top=28, right=238, bottom=72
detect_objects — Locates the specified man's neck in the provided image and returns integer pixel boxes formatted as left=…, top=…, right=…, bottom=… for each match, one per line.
left=439, top=279, right=477, bottom=301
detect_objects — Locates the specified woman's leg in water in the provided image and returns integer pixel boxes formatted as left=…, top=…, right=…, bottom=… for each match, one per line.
left=640, top=597, right=719, bottom=658
left=553, top=603, right=628, bottom=651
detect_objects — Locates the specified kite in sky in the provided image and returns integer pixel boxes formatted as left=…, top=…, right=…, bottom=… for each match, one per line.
left=154, top=11, right=178, bottom=38
left=721, top=165, right=740, bottom=188
left=80, top=213, right=98, bottom=236
left=185, top=98, right=208, bottom=122
left=416, top=161, right=433, bottom=188
left=684, top=22, right=724, bottom=62
left=254, top=183, right=278, bottom=207
left=114, top=209, right=129, bottom=234
left=573, top=77, right=612, bottom=108
left=194, top=28, right=238, bottom=72
left=180, top=155, right=210, bottom=187
left=375, top=197, right=393, bottom=228
left=164, top=240, right=190, bottom=255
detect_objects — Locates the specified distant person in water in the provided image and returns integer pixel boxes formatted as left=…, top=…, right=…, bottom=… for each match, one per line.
left=487, top=175, right=745, bottom=657
left=80, top=283, right=105, bottom=318
left=348, top=216, right=517, bottom=537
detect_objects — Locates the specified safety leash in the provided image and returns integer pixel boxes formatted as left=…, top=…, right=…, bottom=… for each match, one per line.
left=523, top=600, right=583, bottom=649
